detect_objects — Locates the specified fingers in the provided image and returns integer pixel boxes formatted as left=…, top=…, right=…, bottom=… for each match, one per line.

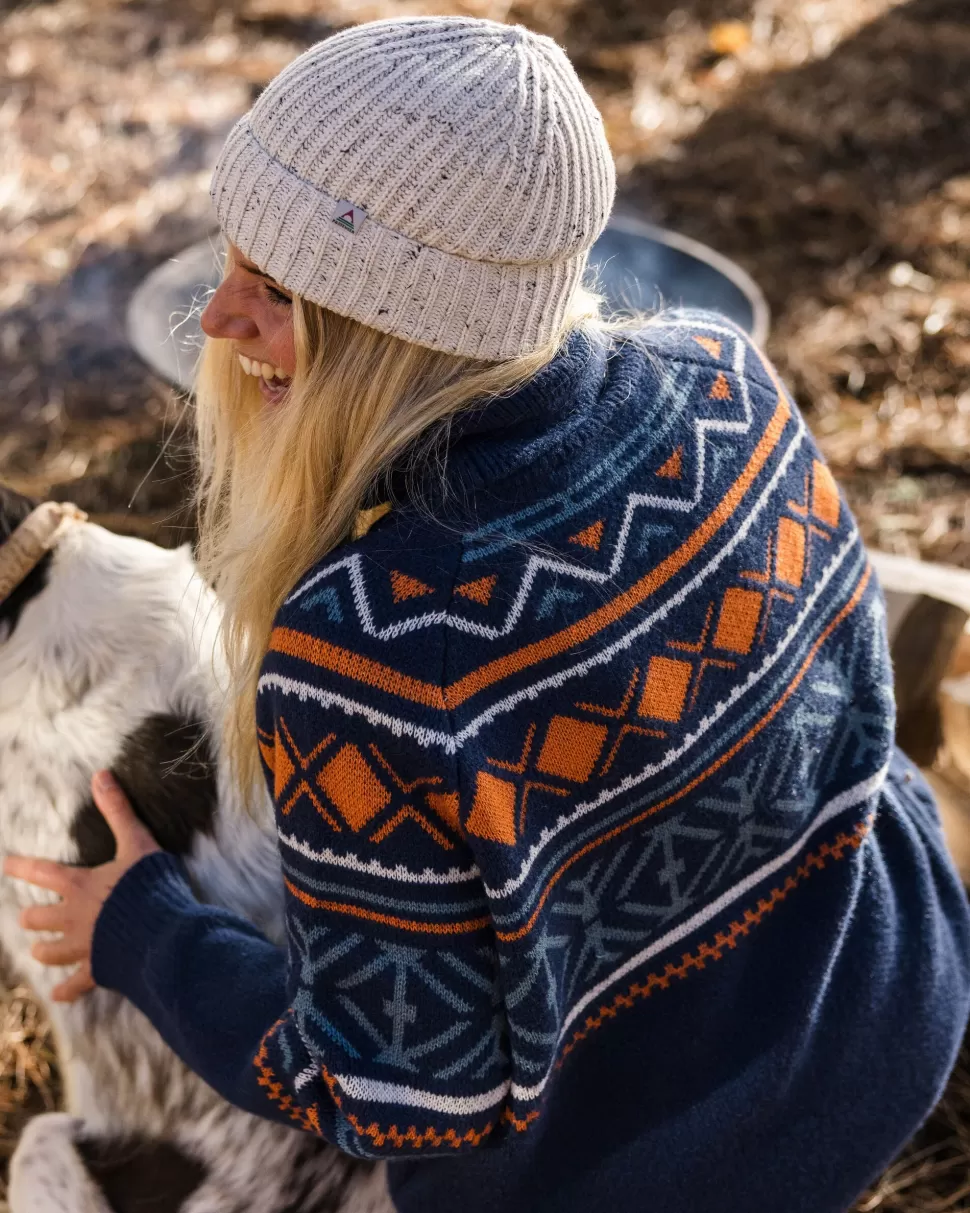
left=19, top=902, right=66, bottom=931
left=51, top=963, right=95, bottom=1004
left=30, top=937, right=85, bottom=967
left=90, top=771, right=159, bottom=861
left=3, top=855, right=73, bottom=896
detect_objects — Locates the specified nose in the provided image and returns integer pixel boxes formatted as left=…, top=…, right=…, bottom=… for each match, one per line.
left=199, top=281, right=259, bottom=342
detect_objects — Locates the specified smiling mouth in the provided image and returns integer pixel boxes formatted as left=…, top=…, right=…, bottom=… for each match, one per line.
left=237, top=352, right=292, bottom=403
left=258, top=376, right=291, bottom=405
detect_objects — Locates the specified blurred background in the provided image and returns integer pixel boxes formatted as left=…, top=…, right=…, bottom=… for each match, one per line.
left=2, top=0, right=970, bottom=1208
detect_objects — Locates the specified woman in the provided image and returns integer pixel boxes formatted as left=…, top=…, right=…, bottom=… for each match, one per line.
left=6, top=15, right=970, bottom=1213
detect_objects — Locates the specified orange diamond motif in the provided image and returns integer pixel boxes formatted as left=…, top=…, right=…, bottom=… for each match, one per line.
left=316, top=743, right=390, bottom=831
left=811, top=459, right=840, bottom=528
left=713, top=587, right=763, bottom=655
left=536, top=716, right=608, bottom=783
left=426, top=791, right=461, bottom=833
left=775, top=518, right=805, bottom=588
left=638, top=656, right=693, bottom=722
left=465, top=771, right=518, bottom=845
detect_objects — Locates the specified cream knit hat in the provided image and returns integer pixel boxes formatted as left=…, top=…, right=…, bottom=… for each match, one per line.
left=209, top=16, right=616, bottom=360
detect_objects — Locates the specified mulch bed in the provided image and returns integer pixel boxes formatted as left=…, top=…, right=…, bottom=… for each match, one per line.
left=2, top=0, right=969, bottom=1207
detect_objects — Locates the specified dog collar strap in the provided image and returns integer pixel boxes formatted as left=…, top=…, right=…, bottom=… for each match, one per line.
left=0, top=501, right=88, bottom=604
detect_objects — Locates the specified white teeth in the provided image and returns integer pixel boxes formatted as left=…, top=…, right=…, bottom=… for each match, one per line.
left=237, top=353, right=290, bottom=381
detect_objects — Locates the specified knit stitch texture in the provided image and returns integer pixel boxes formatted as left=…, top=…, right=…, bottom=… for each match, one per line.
left=209, top=16, right=616, bottom=359
left=93, top=311, right=970, bottom=1213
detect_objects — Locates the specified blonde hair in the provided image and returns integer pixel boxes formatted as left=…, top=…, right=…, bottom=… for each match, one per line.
left=193, top=250, right=651, bottom=799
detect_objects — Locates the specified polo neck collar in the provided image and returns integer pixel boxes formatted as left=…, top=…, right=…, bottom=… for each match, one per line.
left=377, top=325, right=612, bottom=508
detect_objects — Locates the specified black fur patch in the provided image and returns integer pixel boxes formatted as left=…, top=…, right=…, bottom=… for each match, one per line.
left=277, top=1137, right=376, bottom=1213
left=70, top=714, right=218, bottom=867
left=0, top=485, right=52, bottom=634
left=76, top=1134, right=207, bottom=1213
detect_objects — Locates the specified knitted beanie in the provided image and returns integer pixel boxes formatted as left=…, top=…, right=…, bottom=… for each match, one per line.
left=209, top=16, right=616, bottom=360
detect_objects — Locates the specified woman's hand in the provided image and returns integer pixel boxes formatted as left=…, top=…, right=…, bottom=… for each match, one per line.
left=2, top=771, right=161, bottom=1002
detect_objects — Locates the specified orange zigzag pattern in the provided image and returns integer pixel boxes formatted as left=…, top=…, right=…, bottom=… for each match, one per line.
left=557, top=815, right=874, bottom=1064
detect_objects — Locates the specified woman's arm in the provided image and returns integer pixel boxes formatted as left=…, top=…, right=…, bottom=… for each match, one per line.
left=5, top=774, right=294, bottom=1119
left=8, top=766, right=512, bottom=1157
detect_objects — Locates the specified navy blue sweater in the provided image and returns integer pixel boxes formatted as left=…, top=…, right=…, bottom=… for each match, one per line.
left=93, top=310, right=970, bottom=1213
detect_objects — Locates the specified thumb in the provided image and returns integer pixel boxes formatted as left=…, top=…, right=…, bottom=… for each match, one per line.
left=91, top=771, right=159, bottom=862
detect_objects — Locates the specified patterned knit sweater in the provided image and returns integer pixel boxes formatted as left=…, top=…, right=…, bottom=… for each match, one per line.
left=93, top=311, right=970, bottom=1213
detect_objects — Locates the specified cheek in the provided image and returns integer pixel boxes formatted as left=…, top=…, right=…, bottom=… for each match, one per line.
left=276, top=326, right=296, bottom=378
left=261, top=308, right=296, bottom=376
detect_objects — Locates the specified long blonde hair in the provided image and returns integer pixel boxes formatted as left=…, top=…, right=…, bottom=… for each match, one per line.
left=193, top=247, right=649, bottom=799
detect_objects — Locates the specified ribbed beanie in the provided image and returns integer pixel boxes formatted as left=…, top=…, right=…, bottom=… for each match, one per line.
left=209, top=16, right=616, bottom=360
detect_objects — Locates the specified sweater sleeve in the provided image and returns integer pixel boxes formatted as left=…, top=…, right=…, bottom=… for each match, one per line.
left=91, top=814, right=509, bottom=1158
left=91, top=529, right=514, bottom=1158
left=91, top=851, right=293, bottom=1118
left=247, top=696, right=513, bottom=1156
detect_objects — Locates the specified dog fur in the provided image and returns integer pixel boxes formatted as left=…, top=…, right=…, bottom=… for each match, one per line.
left=0, top=487, right=391, bottom=1213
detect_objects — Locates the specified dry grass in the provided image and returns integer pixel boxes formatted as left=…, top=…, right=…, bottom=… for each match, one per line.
left=2, top=0, right=970, bottom=1206
left=857, top=1038, right=970, bottom=1212
left=0, top=962, right=60, bottom=1205
left=1, top=0, right=970, bottom=554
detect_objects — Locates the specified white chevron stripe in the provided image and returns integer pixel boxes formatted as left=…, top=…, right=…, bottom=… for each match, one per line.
left=258, top=414, right=808, bottom=759
left=284, top=321, right=771, bottom=643
left=277, top=828, right=479, bottom=884
left=261, top=523, right=864, bottom=897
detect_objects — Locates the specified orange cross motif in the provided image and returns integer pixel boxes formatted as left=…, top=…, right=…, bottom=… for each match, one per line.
left=576, top=667, right=667, bottom=775
left=482, top=723, right=570, bottom=836
left=266, top=718, right=341, bottom=828
left=365, top=744, right=459, bottom=847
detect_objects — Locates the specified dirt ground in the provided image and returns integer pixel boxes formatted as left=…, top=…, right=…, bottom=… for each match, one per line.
left=2, top=0, right=970, bottom=1207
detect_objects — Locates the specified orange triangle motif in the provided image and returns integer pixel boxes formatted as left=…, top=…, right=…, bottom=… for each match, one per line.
left=693, top=336, right=722, bottom=358
left=455, top=575, right=497, bottom=606
left=426, top=791, right=461, bottom=834
left=390, top=569, right=434, bottom=603
left=656, top=446, right=682, bottom=480
left=258, top=738, right=276, bottom=776
left=709, top=371, right=732, bottom=400
left=273, top=730, right=295, bottom=801
left=568, top=520, right=604, bottom=551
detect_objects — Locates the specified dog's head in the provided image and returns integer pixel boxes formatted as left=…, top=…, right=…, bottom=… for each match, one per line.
left=0, top=484, right=212, bottom=705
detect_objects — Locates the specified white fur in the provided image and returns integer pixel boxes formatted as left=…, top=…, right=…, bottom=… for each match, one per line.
left=0, top=519, right=391, bottom=1213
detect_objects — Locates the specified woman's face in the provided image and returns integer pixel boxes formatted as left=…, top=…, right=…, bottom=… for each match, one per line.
left=199, top=240, right=295, bottom=406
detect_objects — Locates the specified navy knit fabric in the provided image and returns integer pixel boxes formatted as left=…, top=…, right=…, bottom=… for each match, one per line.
left=93, top=310, right=970, bottom=1213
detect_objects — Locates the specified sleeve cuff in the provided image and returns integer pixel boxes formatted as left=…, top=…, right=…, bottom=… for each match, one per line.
left=91, top=850, right=197, bottom=991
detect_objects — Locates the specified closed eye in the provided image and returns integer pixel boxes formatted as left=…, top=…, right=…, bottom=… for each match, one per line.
left=263, top=282, right=292, bottom=307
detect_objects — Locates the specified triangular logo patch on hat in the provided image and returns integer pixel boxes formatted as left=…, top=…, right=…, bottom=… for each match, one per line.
left=333, top=199, right=367, bottom=234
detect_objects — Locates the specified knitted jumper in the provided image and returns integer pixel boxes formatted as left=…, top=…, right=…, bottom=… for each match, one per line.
left=93, top=311, right=970, bottom=1213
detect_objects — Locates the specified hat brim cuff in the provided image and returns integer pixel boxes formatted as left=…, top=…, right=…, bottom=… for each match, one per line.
left=210, top=120, right=588, bottom=362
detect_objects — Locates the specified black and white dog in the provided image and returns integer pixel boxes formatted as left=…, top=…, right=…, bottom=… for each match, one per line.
left=0, top=486, right=390, bottom=1213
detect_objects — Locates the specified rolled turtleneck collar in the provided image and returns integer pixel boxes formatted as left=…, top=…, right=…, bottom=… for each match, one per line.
left=375, top=324, right=615, bottom=508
